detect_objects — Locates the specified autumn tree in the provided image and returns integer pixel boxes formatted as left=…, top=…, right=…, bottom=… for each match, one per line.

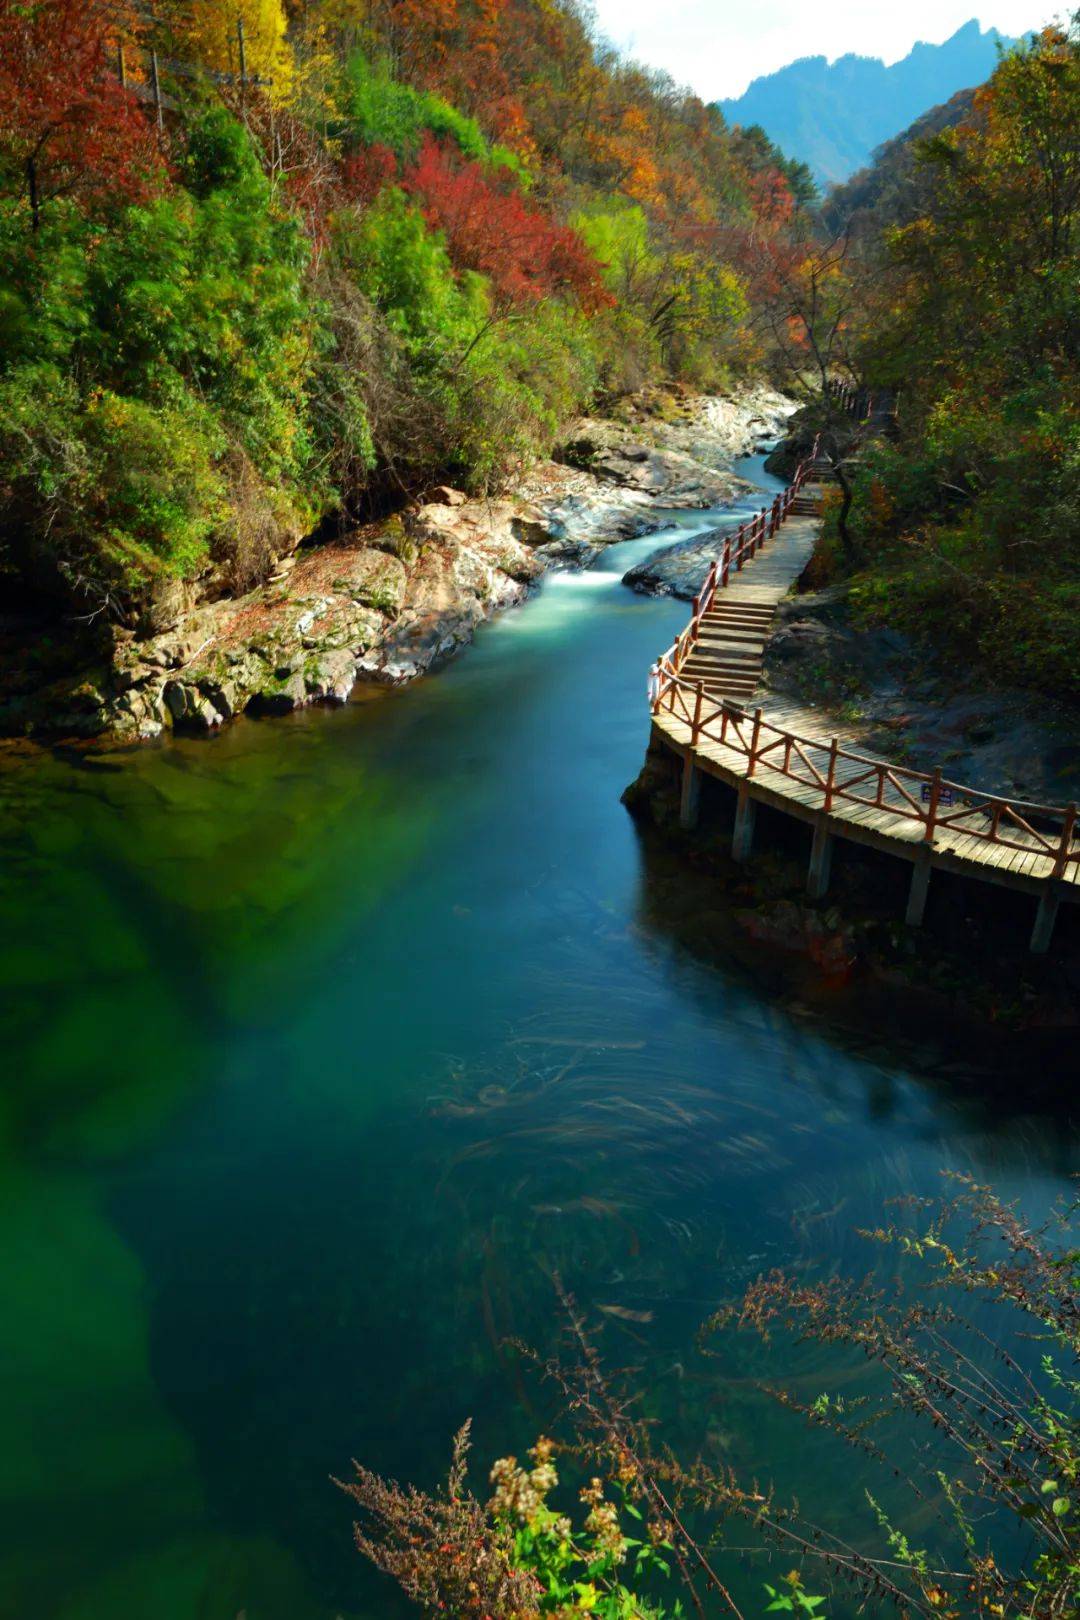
left=879, top=19, right=1080, bottom=400
left=0, top=0, right=163, bottom=229
left=401, top=136, right=610, bottom=311
left=162, top=0, right=293, bottom=93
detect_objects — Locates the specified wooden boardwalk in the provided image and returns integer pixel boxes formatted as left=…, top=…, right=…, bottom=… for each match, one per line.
left=646, top=455, right=1079, bottom=953
left=674, top=515, right=820, bottom=703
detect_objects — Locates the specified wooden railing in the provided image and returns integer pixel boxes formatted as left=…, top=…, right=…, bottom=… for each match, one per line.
left=649, top=683, right=1080, bottom=876
left=649, top=436, right=822, bottom=689
left=646, top=436, right=1079, bottom=878
left=825, top=379, right=871, bottom=418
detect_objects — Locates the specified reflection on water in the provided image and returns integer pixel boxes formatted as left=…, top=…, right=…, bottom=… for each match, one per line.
left=1, top=458, right=1077, bottom=1619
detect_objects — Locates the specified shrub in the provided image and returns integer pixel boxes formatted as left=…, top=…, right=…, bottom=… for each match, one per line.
left=402, top=137, right=609, bottom=312
left=0, top=367, right=225, bottom=607
left=0, top=108, right=321, bottom=611
left=341, top=50, right=524, bottom=178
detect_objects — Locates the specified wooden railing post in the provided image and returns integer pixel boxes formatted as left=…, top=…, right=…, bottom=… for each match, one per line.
left=1052, top=803, right=1078, bottom=879
left=823, top=737, right=839, bottom=812
left=722, top=536, right=731, bottom=587
left=747, top=707, right=763, bottom=778
left=924, top=767, right=943, bottom=843
left=690, top=681, right=705, bottom=746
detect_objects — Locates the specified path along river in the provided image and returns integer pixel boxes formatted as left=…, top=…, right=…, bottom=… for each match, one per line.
left=2, top=454, right=1078, bottom=1620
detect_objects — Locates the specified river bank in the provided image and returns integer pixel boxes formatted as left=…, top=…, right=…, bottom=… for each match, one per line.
left=0, top=385, right=794, bottom=745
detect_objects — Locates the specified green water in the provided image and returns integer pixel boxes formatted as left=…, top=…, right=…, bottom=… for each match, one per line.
left=2, top=458, right=1077, bottom=1620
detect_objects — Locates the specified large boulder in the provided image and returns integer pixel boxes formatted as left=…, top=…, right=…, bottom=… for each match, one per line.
left=560, top=419, right=754, bottom=507
left=359, top=497, right=551, bottom=681
left=622, top=526, right=738, bottom=599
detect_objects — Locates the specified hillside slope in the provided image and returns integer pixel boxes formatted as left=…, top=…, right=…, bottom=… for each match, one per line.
left=823, top=87, right=980, bottom=231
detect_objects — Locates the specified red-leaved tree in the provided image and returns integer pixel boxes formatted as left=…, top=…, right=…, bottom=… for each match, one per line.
left=341, top=142, right=399, bottom=208
left=401, top=136, right=610, bottom=312
left=0, top=0, right=164, bottom=229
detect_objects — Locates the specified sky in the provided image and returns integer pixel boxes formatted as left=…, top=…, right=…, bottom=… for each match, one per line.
left=590, top=2, right=1048, bottom=101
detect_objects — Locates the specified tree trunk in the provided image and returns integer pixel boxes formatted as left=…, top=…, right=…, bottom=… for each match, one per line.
left=27, top=154, right=39, bottom=232
left=833, top=461, right=857, bottom=562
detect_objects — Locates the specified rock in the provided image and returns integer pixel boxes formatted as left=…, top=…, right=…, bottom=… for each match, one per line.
left=108, top=687, right=167, bottom=741
left=246, top=668, right=307, bottom=716
left=430, top=485, right=467, bottom=506
left=622, top=526, right=735, bottom=599
left=138, top=576, right=196, bottom=636
left=334, top=548, right=408, bottom=616
left=768, top=620, right=837, bottom=662
left=737, top=899, right=859, bottom=980
left=162, top=679, right=224, bottom=731
left=560, top=420, right=754, bottom=507
left=195, top=673, right=239, bottom=720
left=304, top=649, right=357, bottom=704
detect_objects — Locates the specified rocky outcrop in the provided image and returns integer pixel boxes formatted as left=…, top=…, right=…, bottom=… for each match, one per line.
left=1, top=383, right=797, bottom=743
left=356, top=499, right=546, bottom=682
left=613, top=384, right=797, bottom=465
left=560, top=418, right=755, bottom=507
left=622, top=525, right=738, bottom=599
left=97, top=501, right=553, bottom=739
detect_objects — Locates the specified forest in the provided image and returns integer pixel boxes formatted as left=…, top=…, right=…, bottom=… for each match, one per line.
left=0, top=0, right=813, bottom=631
left=4, top=3, right=1073, bottom=701
left=821, top=16, right=1080, bottom=698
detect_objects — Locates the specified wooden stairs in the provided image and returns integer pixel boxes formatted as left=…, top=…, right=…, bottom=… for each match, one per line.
left=789, top=465, right=833, bottom=518
left=677, top=600, right=778, bottom=702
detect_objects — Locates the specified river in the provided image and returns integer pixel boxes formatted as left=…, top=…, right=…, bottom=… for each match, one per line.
left=2, top=453, right=1077, bottom=1620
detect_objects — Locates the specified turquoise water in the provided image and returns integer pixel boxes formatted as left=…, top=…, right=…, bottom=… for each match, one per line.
left=2, top=456, right=1077, bottom=1619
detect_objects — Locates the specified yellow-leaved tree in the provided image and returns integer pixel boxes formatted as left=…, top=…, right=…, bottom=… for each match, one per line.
left=171, top=0, right=293, bottom=95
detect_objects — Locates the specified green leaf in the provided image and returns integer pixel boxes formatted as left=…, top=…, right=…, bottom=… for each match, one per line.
left=1053, top=1497, right=1072, bottom=1517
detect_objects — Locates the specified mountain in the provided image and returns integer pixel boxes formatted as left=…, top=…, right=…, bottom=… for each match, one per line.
left=822, top=87, right=981, bottom=232
left=718, top=20, right=1017, bottom=185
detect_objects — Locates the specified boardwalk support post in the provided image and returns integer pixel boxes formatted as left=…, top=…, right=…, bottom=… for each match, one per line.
left=1031, top=883, right=1062, bottom=955
left=807, top=816, right=833, bottom=900
left=679, top=683, right=705, bottom=829
left=906, top=846, right=932, bottom=927
left=732, top=783, right=756, bottom=862
left=679, top=754, right=700, bottom=829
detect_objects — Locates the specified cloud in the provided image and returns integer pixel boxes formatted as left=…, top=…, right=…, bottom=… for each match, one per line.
left=590, top=2, right=1047, bottom=100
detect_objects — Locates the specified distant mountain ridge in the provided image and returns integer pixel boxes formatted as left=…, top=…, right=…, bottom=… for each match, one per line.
left=718, top=20, right=1018, bottom=185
